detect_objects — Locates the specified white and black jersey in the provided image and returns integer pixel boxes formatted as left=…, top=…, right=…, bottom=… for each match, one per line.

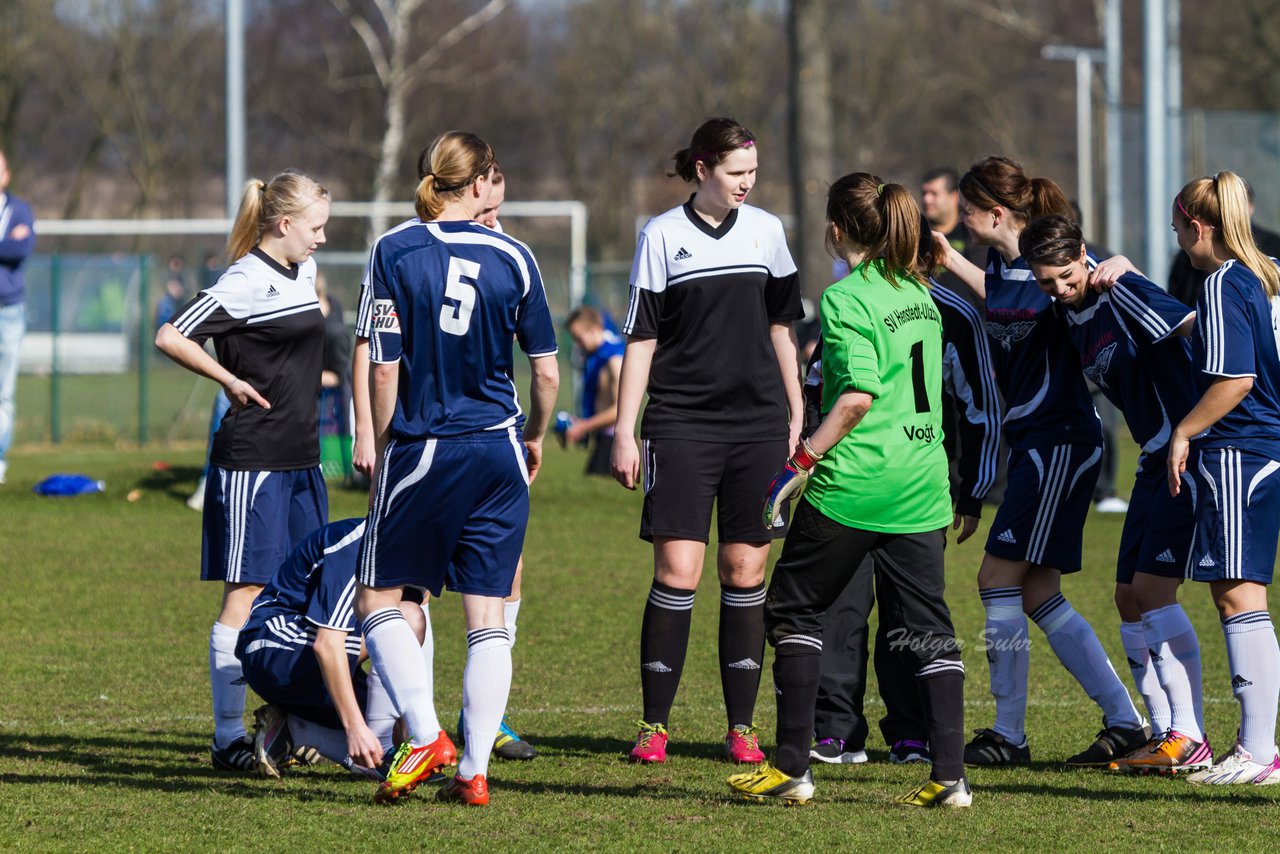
left=171, top=248, right=324, bottom=470
left=624, top=197, right=802, bottom=442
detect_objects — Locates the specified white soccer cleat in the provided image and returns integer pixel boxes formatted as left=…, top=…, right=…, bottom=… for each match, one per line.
left=1186, top=742, right=1280, bottom=786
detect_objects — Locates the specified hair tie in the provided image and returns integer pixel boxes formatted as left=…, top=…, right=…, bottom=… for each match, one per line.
left=1175, top=193, right=1192, bottom=221
left=876, top=184, right=885, bottom=196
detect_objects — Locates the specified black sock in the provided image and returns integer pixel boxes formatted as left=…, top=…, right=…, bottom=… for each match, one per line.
left=918, top=656, right=966, bottom=783
left=640, top=581, right=695, bottom=725
left=719, top=583, right=766, bottom=728
left=773, top=642, right=822, bottom=778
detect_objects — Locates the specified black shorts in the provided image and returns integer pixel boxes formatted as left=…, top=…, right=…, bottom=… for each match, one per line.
left=639, top=437, right=789, bottom=544
left=765, top=498, right=957, bottom=670
left=586, top=433, right=614, bottom=477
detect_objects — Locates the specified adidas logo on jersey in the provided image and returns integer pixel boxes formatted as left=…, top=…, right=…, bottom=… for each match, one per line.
left=1199, top=553, right=1217, bottom=568
left=1156, top=549, right=1177, bottom=563
left=728, top=658, right=760, bottom=670
left=642, top=660, right=672, bottom=673
left=265, top=283, right=280, bottom=299
left=997, top=529, right=1017, bottom=544
left=1232, top=673, right=1253, bottom=689
left=673, top=247, right=693, bottom=261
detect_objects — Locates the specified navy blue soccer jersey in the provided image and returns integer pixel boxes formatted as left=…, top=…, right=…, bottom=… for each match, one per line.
left=983, top=248, right=1101, bottom=449
left=1193, top=258, right=1280, bottom=457
left=361, top=219, right=558, bottom=439
left=1059, top=272, right=1198, bottom=455
left=238, top=518, right=365, bottom=664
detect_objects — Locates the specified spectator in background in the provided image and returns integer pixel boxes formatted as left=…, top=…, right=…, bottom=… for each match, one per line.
left=922, top=167, right=987, bottom=281
left=1167, top=179, right=1280, bottom=307
left=564, top=305, right=624, bottom=477
left=315, top=269, right=352, bottom=480
left=155, top=277, right=187, bottom=331
left=0, top=149, right=35, bottom=485
left=201, top=251, right=223, bottom=291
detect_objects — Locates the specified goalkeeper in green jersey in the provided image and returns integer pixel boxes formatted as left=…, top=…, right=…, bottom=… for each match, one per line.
left=729, top=173, right=969, bottom=808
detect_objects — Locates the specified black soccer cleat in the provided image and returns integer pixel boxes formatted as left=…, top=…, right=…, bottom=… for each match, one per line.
left=1065, top=721, right=1151, bottom=768
left=963, top=728, right=1031, bottom=767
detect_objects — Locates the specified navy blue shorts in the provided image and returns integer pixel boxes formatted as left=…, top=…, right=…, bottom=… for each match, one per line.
left=359, top=429, right=529, bottom=597
left=986, top=444, right=1101, bottom=573
left=1189, top=447, right=1280, bottom=584
left=1116, top=454, right=1195, bottom=584
left=201, top=466, right=328, bottom=584
left=237, top=633, right=366, bottom=730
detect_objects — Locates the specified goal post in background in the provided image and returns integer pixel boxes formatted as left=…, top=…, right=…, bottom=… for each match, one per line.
left=23, top=199, right=587, bottom=448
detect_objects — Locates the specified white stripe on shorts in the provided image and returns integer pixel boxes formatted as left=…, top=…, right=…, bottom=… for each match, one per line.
left=507, top=426, right=530, bottom=485
left=1027, top=446, right=1069, bottom=565
left=359, top=439, right=397, bottom=587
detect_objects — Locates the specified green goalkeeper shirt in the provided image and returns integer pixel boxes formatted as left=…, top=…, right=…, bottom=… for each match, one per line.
left=804, top=260, right=953, bottom=533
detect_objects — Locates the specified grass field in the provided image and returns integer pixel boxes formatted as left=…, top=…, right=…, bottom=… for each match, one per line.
left=1, top=441, right=1279, bottom=852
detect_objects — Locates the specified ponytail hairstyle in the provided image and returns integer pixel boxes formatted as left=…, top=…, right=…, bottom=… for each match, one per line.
left=1018, top=215, right=1085, bottom=267
left=958, top=156, right=1072, bottom=227
left=415, top=131, right=497, bottom=221
left=1176, top=171, right=1280, bottom=299
left=226, top=170, right=329, bottom=262
left=916, top=212, right=942, bottom=275
left=670, top=117, right=756, bottom=183
left=825, top=172, right=924, bottom=287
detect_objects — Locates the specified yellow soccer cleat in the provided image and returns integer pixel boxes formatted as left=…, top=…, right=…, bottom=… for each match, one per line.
left=895, top=777, right=973, bottom=808
left=727, top=761, right=815, bottom=805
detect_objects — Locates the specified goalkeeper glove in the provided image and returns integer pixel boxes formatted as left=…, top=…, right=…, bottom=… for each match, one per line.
left=763, top=438, right=823, bottom=529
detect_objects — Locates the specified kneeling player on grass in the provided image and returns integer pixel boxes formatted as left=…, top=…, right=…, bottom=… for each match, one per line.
left=1020, top=215, right=1210, bottom=775
left=728, top=174, right=969, bottom=807
left=237, top=518, right=452, bottom=779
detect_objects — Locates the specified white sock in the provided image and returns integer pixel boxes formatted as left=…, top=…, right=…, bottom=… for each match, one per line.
left=417, top=600, right=440, bottom=730
left=1223, top=611, right=1280, bottom=763
left=1143, top=604, right=1204, bottom=740
left=504, top=598, right=522, bottom=648
left=457, top=627, right=512, bottom=779
left=365, top=665, right=399, bottom=753
left=1031, top=594, right=1142, bottom=729
left=209, top=621, right=247, bottom=749
left=981, top=587, right=1029, bottom=744
left=286, top=714, right=349, bottom=766
left=363, top=607, right=440, bottom=745
left=1120, top=620, right=1170, bottom=738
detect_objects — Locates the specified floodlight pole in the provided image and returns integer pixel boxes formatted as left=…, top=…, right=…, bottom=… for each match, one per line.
left=1144, top=0, right=1169, bottom=287
left=1104, top=0, right=1123, bottom=253
left=226, top=0, right=246, bottom=219
left=1041, top=44, right=1104, bottom=239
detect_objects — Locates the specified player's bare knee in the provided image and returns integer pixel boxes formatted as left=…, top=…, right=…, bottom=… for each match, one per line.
left=1113, top=583, right=1142, bottom=622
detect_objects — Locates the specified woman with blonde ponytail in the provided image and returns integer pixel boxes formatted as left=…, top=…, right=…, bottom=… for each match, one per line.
left=154, top=169, right=331, bottom=772
left=352, top=131, right=559, bottom=806
left=1168, top=170, right=1280, bottom=785
left=731, top=172, right=969, bottom=808
left=937, top=156, right=1148, bottom=769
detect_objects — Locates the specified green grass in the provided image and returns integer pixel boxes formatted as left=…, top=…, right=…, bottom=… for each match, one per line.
left=1, top=441, right=1278, bottom=852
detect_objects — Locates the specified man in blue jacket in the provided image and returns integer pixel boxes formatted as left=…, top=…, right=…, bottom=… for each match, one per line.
left=0, top=150, right=34, bottom=485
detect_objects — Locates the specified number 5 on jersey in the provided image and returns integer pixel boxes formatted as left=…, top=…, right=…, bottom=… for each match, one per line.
left=440, top=256, right=480, bottom=336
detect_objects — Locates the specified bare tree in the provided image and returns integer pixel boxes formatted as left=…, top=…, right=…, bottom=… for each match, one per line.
left=788, top=0, right=834, bottom=302
left=328, top=0, right=509, bottom=236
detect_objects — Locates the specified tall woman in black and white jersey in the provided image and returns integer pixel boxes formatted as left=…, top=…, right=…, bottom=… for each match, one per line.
left=611, top=118, right=804, bottom=765
left=156, top=170, right=331, bottom=772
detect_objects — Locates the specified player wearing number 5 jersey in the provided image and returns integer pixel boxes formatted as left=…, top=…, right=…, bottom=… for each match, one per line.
left=354, top=132, right=559, bottom=806
left=731, top=174, right=968, bottom=808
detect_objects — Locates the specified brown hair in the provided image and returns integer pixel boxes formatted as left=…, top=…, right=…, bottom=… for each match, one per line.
left=1176, top=171, right=1280, bottom=299
left=1019, top=215, right=1085, bottom=267
left=415, top=131, right=497, bottom=221
left=826, top=172, right=924, bottom=287
left=226, top=170, right=329, bottom=262
left=565, top=305, right=602, bottom=329
left=670, top=118, right=756, bottom=183
left=959, top=156, right=1072, bottom=226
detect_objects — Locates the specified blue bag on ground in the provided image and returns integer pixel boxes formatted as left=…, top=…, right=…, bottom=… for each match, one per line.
left=33, top=474, right=106, bottom=496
